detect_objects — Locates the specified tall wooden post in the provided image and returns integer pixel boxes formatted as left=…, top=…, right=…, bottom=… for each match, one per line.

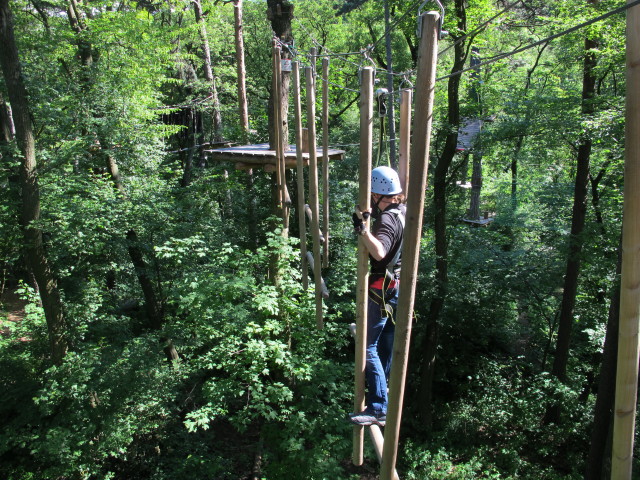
left=273, top=42, right=289, bottom=231
left=398, top=88, right=412, bottom=193
left=322, top=58, right=330, bottom=268
left=612, top=2, right=640, bottom=478
left=380, top=12, right=439, bottom=480
left=272, top=43, right=284, bottom=206
left=305, top=66, right=323, bottom=329
left=233, top=0, right=249, bottom=142
left=353, top=66, right=374, bottom=466
left=292, top=61, right=308, bottom=290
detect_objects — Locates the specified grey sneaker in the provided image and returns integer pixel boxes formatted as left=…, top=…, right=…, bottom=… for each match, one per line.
left=349, top=411, right=386, bottom=426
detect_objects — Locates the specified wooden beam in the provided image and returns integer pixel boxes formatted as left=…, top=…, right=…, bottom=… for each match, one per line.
left=292, top=61, right=308, bottom=290
left=272, top=42, right=284, bottom=207
left=612, top=2, right=640, bottom=478
left=322, top=57, right=330, bottom=269
left=305, top=66, right=324, bottom=330
left=369, top=426, right=400, bottom=480
left=348, top=322, right=399, bottom=479
left=273, top=42, right=289, bottom=230
left=353, top=66, right=374, bottom=467
left=398, top=88, right=412, bottom=194
left=380, top=12, right=439, bottom=480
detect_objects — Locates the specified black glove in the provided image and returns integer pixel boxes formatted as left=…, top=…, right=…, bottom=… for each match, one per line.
left=352, top=209, right=370, bottom=235
left=352, top=212, right=364, bottom=234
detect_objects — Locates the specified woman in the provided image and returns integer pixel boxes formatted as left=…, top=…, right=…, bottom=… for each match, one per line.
left=350, top=166, right=405, bottom=427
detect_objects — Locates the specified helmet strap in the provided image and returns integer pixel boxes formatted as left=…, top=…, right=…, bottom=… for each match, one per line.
left=371, top=194, right=385, bottom=218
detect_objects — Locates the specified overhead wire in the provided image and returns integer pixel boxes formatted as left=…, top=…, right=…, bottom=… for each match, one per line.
left=437, top=0, right=523, bottom=58
left=437, top=0, right=640, bottom=82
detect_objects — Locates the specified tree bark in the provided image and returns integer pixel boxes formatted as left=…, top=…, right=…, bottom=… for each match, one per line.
left=468, top=151, right=482, bottom=220
left=585, top=237, right=621, bottom=480
left=193, top=0, right=223, bottom=144
left=546, top=31, right=599, bottom=424
left=0, top=92, right=15, bottom=142
left=266, top=0, right=293, bottom=150
left=64, top=4, right=166, bottom=332
left=99, top=137, right=164, bottom=331
left=0, top=0, right=68, bottom=364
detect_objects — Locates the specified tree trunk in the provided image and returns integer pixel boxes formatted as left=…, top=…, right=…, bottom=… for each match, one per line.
left=468, top=151, right=482, bottom=220
left=234, top=0, right=249, bottom=143
left=384, top=0, right=396, bottom=167
left=416, top=0, right=467, bottom=429
left=0, top=0, right=68, bottom=364
left=585, top=237, right=621, bottom=480
left=0, top=92, right=15, bottom=142
left=266, top=0, right=293, bottom=150
left=126, top=229, right=163, bottom=330
left=546, top=32, right=599, bottom=424
left=193, top=0, right=223, bottom=143
left=99, top=137, right=164, bottom=331
left=64, top=4, right=166, bottom=333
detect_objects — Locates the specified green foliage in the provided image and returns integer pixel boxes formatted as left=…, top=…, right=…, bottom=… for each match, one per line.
left=0, top=0, right=633, bottom=478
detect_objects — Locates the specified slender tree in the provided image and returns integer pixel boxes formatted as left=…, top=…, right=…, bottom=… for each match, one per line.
left=416, top=0, right=472, bottom=428
left=545, top=0, right=599, bottom=424
left=266, top=0, right=294, bottom=149
left=192, top=0, right=223, bottom=144
left=0, top=0, right=68, bottom=364
left=63, top=0, right=164, bottom=331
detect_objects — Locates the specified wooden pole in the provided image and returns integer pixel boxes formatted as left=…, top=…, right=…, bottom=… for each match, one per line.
left=352, top=66, right=374, bottom=466
left=233, top=0, right=249, bottom=143
left=272, top=43, right=284, bottom=207
left=380, top=12, right=439, bottom=480
left=305, top=66, right=324, bottom=329
left=612, top=2, right=640, bottom=478
left=292, top=61, right=308, bottom=290
left=274, top=45, right=289, bottom=230
left=398, top=88, right=412, bottom=194
left=321, top=58, right=330, bottom=269
left=369, top=426, right=400, bottom=480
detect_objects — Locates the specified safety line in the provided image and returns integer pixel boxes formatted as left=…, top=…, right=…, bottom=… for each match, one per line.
left=437, top=0, right=523, bottom=57
left=437, top=0, right=640, bottom=82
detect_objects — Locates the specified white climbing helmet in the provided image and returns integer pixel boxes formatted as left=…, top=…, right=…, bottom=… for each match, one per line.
left=371, top=166, right=402, bottom=195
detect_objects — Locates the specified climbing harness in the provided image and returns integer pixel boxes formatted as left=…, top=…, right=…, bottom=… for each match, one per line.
left=368, top=207, right=405, bottom=322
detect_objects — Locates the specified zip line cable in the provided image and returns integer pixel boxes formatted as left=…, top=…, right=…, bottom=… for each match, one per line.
left=437, top=0, right=523, bottom=57
left=437, top=0, right=640, bottom=82
left=369, top=0, right=427, bottom=52
left=265, top=0, right=639, bottom=136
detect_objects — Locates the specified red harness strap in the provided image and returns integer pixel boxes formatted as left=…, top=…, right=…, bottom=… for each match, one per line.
left=369, top=277, right=398, bottom=290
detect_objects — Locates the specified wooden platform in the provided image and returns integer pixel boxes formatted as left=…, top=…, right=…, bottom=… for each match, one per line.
left=461, top=217, right=494, bottom=227
left=456, top=118, right=483, bottom=152
left=205, top=143, right=345, bottom=171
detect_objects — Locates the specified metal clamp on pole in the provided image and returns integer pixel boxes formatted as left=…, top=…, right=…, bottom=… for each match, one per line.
left=417, top=0, right=447, bottom=39
left=375, top=88, right=389, bottom=117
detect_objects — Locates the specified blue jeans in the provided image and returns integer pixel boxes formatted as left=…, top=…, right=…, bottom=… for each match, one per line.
left=365, top=287, right=398, bottom=416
